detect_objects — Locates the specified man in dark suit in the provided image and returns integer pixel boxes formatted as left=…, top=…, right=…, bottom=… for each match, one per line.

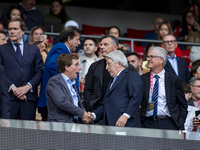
left=0, top=65, right=10, bottom=119
left=84, top=35, right=135, bottom=115
left=140, top=46, right=188, bottom=130
left=89, top=50, right=143, bottom=127
left=46, top=54, right=90, bottom=123
left=162, top=34, right=190, bottom=83
left=0, top=18, right=43, bottom=120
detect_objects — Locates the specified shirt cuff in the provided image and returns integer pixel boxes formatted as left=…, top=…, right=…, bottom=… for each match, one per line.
left=8, top=84, right=15, bottom=92
left=91, top=112, right=96, bottom=120
left=123, top=113, right=131, bottom=119
left=27, top=82, right=33, bottom=92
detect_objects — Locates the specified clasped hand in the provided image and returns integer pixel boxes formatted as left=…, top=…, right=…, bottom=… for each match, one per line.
left=82, top=112, right=94, bottom=124
left=12, top=85, right=31, bottom=101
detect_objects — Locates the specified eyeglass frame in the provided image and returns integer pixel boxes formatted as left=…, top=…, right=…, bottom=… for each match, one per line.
left=162, top=40, right=177, bottom=45
left=146, top=55, right=162, bottom=60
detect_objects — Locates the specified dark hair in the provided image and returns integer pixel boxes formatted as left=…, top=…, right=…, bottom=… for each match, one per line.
left=191, top=60, right=200, bottom=77
left=83, top=38, right=97, bottom=46
left=59, top=26, right=81, bottom=43
left=3, top=5, right=25, bottom=28
left=57, top=54, right=79, bottom=73
left=100, top=35, right=119, bottom=46
left=7, top=18, right=26, bottom=31
left=181, top=10, right=197, bottom=37
left=126, top=52, right=141, bottom=61
left=143, top=43, right=160, bottom=61
left=182, top=82, right=191, bottom=93
left=0, top=30, right=6, bottom=36
left=107, top=26, right=121, bottom=37
left=50, top=0, right=67, bottom=24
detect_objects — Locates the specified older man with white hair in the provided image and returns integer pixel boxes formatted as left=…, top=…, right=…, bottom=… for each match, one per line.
left=140, top=46, right=188, bottom=130
left=90, top=50, right=143, bottom=127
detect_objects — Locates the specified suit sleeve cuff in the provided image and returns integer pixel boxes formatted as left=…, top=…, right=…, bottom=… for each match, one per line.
left=91, top=112, right=96, bottom=120
left=8, top=84, right=15, bottom=92
left=27, top=82, right=33, bottom=92
left=123, top=113, right=131, bottom=119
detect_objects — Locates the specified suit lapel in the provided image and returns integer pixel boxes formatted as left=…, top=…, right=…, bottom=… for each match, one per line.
left=21, top=42, right=30, bottom=65
left=176, top=57, right=181, bottom=76
left=166, top=61, right=176, bottom=74
left=6, top=42, right=21, bottom=64
left=106, top=69, right=128, bottom=95
left=145, top=72, right=151, bottom=103
left=165, top=72, right=171, bottom=104
left=98, top=59, right=105, bottom=87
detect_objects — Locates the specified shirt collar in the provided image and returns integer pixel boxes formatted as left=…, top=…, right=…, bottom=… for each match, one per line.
left=61, top=73, right=76, bottom=85
left=152, top=69, right=165, bottom=77
left=168, top=54, right=177, bottom=59
left=11, top=39, right=23, bottom=45
left=116, top=68, right=125, bottom=77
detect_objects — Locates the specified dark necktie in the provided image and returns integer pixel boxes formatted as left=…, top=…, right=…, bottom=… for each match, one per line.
left=152, top=75, right=159, bottom=119
left=14, top=43, right=22, bottom=63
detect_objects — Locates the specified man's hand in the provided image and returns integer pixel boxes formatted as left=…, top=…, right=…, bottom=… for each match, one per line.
left=82, top=112, right=92, bottom=124
left=12, top=84, right=31, bottom=99
left=0, top=119, right=10, bottom=127
left=192, top=117, right=200, bottom=131
left=116, top=115, right=128, bottom=127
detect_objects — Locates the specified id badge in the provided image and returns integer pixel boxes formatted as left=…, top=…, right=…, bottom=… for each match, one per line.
left=148, top=102, right=154, bottom=111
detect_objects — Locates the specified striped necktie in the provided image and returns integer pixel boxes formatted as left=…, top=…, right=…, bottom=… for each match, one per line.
left=152, top=75, right=159, bottom=119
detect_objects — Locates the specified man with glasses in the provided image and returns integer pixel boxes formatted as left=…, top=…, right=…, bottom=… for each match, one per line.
left=162, top=34, right=190, bottom=83
left=140, top=46, right=188, bottom=130
left=188, top=77, right=200, bottom=109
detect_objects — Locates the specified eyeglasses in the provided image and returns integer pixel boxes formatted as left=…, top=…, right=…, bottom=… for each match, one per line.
left=163, top=40, right=176, bottom=45
left=146, top=55, right=162, bottom=60
left=193, top=85, right=200, bottom=88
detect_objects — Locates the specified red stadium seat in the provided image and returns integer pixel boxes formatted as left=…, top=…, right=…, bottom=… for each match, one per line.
left=82, top=24, right=109, bottom=35
left=181, top=49, right=191, bottom=68
left=127, top=28, right=154, bottom=39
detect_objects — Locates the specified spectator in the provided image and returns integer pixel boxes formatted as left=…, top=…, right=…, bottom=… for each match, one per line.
left=90, top=50, right=143, bottom=127
left=37, top=26, right=81, bottom=121
left=0, top=21, right=5, bottom=31
left=158, top=21, right=183, bottom=56
left=44, top=0, right=72, bottom=30
left=126, top=52, right=146, bottom=75
left=0, top=18, right=43, bottom=120
left=182, top=82, right=198, bottom=131
left=142, top=43, right=159, bottom=73
left=162, top=34, right=191, bottom=83
left=79, top=38, right=99, bottom=88
left=188, top=77, right=200, bottom=109
left=174, top=10, right=199, bottom=41
left=2, top=5, right=29, bottom=43
left=46, top=54, right=91, bottom=123
left=140, top=46, right=188, bottom=130
left=191, top=60, right=200, bottom=77
left=83, top=35, right=135, bottom=121
left=106, top=26, right=130, bottom=52
left=141, top=17, right=164, bottom=46
left=189, top=0, right=200, bottom=23
left=0, top=31, right=7, bottom=45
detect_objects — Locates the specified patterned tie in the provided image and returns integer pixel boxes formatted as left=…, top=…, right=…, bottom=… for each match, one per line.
left=14, top=43, right=22, bottom=63
left=152, top=75, right=159, bottom=119
left=110, top=76, right=118, bottom=89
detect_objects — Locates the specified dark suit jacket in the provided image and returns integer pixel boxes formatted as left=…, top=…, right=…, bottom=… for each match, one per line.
left=140, top=71, right=188, bottom=130
left=0, top=41, right=43, bottom=101
left=46, top=73, right=85, bottom=123
left=84, top=59, right=135, bottom=112
left=94, top=69, right=143, bottom=127
left=188, top=97, right=195, bottom=107
left=164, top=57, right=191, bottom=83
left=0, top=65, right=10, bottom=119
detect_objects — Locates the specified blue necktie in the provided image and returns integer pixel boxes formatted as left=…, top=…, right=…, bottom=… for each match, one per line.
left=110, top=76, right=118, bottom=89
left=14, top=43, right=22, bottom=63
left=152, top=75, right=159, bottom=119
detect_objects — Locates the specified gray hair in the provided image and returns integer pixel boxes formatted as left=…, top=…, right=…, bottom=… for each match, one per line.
left=105, top=50, right=128, bottom=68
left=189, top=77, right=200, bottom=86
left=148, top=46, right=168, bottom=67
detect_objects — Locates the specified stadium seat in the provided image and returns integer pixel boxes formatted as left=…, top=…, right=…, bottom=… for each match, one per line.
left=82, top=24, right=109, bottom=35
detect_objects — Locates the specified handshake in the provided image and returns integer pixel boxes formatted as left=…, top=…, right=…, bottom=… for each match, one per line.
left=82, top=111, right=95, bottom=124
